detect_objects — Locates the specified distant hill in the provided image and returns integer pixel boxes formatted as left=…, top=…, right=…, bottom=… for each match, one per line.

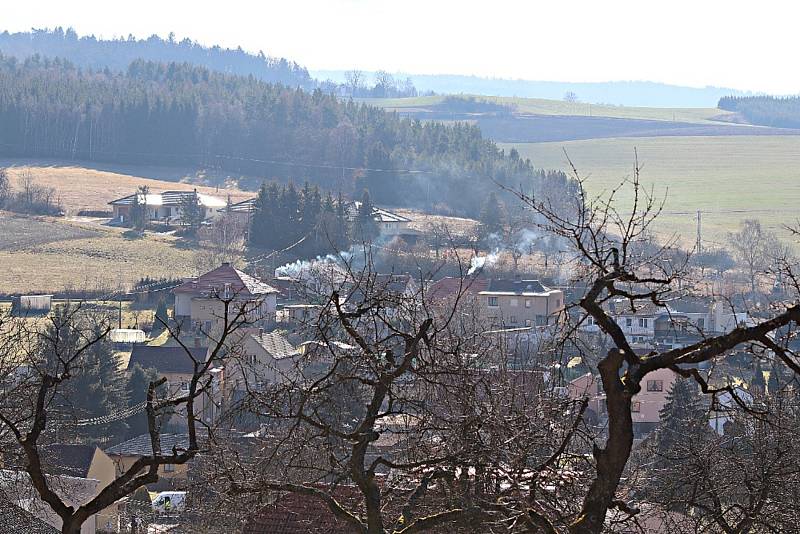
left=314, top=70, right=752, bottom=108
left=361, top=95, right=798, bottom=144
left=0, top=28, right=314, bottom=88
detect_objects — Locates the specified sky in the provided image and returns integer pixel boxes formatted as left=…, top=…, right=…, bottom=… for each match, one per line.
left=3, top=0, right=798, bottom=94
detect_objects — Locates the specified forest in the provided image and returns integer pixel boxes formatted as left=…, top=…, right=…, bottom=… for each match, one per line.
left=0, top=54, right=574, bottom=216
left=718, top=95, right=800, bottom=128
left=0, top=27, right=314, bottom=87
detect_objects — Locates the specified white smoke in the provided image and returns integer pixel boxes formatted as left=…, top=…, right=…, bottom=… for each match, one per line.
left=467, top=249, right=500, bottom=275
left=275, top=251, right=352, bottom=278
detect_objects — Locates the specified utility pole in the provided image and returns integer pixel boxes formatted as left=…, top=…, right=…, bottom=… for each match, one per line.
left=696, top=210, right=702, bottom=253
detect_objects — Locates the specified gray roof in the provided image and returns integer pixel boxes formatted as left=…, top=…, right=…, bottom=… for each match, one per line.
left=109, top=190, right=226, bottom=208
left=105, top=433, right=189, bottom=457
left=127, top=345, right=207, bottom=375
left=41, top=444, right=96, bottom=478
left=251, top=331, right=299, bottom=359
left=0, top=500, right=60, bottom=534
left=479, top=279, right=552, bottom=296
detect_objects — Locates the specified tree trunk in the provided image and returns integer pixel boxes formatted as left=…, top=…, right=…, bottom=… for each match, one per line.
left=570, top=350, right=634, bottom=534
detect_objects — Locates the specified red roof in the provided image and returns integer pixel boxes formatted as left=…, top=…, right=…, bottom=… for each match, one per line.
left=243, top=488, right=362, bottom=534
left=426, top=277, right=489, bottom=301
left=174, top=264, right=277, bottom=298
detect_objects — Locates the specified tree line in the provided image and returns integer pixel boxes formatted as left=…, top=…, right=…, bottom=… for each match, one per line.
left=0, top=54, right=575, bottom=217
left=718, top=95, right=800, bottom=128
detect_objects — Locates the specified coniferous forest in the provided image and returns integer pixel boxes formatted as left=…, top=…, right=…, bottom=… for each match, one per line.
left=0, top=28, right=313, bottom=87
left=0, top=54, right=575, bottom=216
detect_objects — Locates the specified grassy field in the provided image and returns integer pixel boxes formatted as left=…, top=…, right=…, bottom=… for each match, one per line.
left=0, top=216, right=209, bottom=294
left=361, top=95, right=737, bottom=124
left=504, top=136, right=800, bottom=245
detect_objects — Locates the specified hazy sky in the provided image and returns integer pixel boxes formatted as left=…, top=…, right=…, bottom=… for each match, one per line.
left=3, top=0, right=797, bottom=93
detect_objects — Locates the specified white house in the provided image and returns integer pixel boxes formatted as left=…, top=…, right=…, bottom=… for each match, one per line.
left=109, top=190, right=226, bottom=225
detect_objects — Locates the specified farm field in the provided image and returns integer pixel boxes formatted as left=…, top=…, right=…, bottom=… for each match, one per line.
left=362, top=95, right=738, bottom=124
left=504, top=136, right=800, bottom=245
left=0, top=159, right=253, bottom=215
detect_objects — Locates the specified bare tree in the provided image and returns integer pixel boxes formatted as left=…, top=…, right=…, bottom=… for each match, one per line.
left=727, top=219, right=781, bottom=294
left=345, top=69, right=364, bottom=98
left=0, top=293, right=260, bottom=533
left=197, top=255, right=587, bottom=533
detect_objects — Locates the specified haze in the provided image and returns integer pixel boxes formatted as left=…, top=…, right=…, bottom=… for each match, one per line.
left=4, top=0, right=798, bottom=94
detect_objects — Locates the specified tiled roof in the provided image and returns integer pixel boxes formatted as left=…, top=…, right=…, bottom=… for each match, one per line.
left=127, top=345, right=207, bottom=375
left=251, top=331, right=300, bottom=360
left=173, top=264, right=278, bottom=297
left=243, top=487, right=362, bottom=534
left=105, top=433, right=189, bottom=457
left=426, top=277, right=490, bottom=301
left=40, top=444, right=96, bottom=478
left=479, top=279, right=550, bottom=295
left=218, top=197, right=256, bottom=213
left=0, top=500, right=60, bottom=534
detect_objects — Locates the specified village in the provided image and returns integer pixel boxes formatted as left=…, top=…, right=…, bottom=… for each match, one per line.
left=3, top=182, right=792, bottom=534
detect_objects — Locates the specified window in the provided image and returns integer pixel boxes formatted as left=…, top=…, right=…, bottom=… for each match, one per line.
left=488, top=296, right=499, bottom=307
left=181, top=381, right=190, bottom=392
left=698, top=318, right=705, bottom=329
left=647, top=380, right=664, bottom=392
left=536, top=315, right=548, bottom=326
left=509, top=316, right=517, bottom=324
left=639, top=318, right=648, bottom=328
left=632, top=401, right=641, bottom=413
left=164, top=463, right=175, bottom=473
left=510, top=298, right=519, bottom=307
left=525, top=299, right=531, bottom=308
left=625, top=318, right=632, bottom=327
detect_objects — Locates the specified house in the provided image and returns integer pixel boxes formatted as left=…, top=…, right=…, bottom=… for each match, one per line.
left=204, top=330, right=302, bottom=425
left=0, top=469, right=100, bottom=534
left=40, top=444, right=119, bottom=532
left=104, top=434, right=191, bottom=490
left=346, top=201, right=419, bottom=241
left=567, top=368, right=678, bottom=437
left=173, top=263, right=279, bottom=338
left=126, top=345, right=207, bottom=398
left=108, top=190, right=226, bottom=225
left=580, top=299, right=658, bottom=346
left=478, top=278, right=564, bottom=328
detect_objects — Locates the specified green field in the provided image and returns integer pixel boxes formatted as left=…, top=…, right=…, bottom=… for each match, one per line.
left=361, top=95, right=737, bottom=124
left=503, top=136, right=800, bottom=246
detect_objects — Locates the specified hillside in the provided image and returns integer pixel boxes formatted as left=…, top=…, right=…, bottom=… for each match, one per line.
left=0, top=56, right=574, bottom=217
left=504, top=136, right=800, bottom=243
left=0, top=162, right=253, bottom=293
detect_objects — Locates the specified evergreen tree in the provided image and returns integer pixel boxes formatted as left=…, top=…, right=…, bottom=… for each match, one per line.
left=129, top=185, right=149, bottom=230
left=479, top=192, right=506, bottom=241
left=180, top=189, right=204, bottom=233
left=353, top=189, right=379, bottom=243
left=40, top=307, right=127, bottom=439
